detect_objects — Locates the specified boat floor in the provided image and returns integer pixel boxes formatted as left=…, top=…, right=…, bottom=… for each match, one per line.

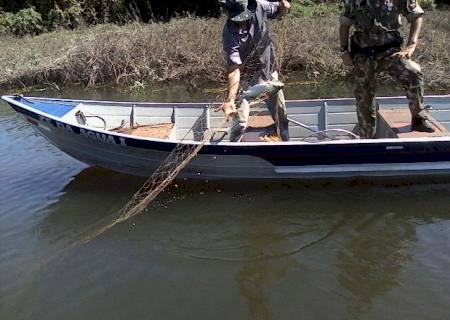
left=101, top=112, right=450, bottom=142
left=378, top=109, right=449, bottom=138
left=111, top=123, right=174, bottom=139
left=108, top=116, right=282, bottom=142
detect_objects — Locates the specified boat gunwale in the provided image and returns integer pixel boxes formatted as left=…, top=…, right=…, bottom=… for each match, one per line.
left=3, top=94, right=450, bottom=148
left=7, top=94, right=450, bottom=107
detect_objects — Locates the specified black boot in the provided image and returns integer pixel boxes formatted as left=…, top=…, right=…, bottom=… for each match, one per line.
left=279, top=120, right=290, bottom=141
left=411, top=117, right=435, bottom=133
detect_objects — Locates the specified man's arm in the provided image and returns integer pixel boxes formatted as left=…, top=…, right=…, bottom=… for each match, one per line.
left=226, top=65, right=241, bottom=104
left=216, top=65, right=241, bottom=119
left=392, top=0, right=424, bottom=59
left=220, top=23, right=243, bottom=119
left=408, top=15, right=423, bottom=46
left=258, top=0, right=291, bottom=18
left=392, top=15, right=423, bottom=59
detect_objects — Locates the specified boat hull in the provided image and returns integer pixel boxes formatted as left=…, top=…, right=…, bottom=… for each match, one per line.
left=5, top=95, right=450, bottom=180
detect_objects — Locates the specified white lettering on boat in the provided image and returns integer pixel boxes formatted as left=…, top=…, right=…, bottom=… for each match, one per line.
left=79, top=128, right=127, bottom=146
left=56, top=121, right=74, bottom=134
left=386, top=146, right=404, bottom=151
left=34, top=116, right=52, bottom=132
left=35, top=115, right=127, bottom=146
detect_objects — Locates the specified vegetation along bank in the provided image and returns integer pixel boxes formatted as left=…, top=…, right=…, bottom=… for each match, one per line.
left=0, top=1, right=448, bottom=92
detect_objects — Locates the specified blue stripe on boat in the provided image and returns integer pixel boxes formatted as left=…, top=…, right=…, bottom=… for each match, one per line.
left=16, top=97, right=75, bottom=117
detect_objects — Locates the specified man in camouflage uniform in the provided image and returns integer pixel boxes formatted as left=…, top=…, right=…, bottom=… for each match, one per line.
left=339, top=0, right=434, bottom=139
left=216, top=0, right=291, bottom=141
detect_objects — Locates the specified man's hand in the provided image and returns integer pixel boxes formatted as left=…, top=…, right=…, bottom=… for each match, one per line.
left=215, top=101, right=237, bottom=121
left=341, top=52, right=353, bottom=66
left=391, top=44, right=416, bottom=60
left=280, top=0, right=291, bottom=14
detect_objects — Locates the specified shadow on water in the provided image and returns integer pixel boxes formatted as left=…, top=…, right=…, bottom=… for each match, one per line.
left=33, top=166, right=450, bottom=319
left=38, top=167, right=450, bottom=254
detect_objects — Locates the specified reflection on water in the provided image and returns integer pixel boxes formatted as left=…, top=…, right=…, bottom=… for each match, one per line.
left=337, top=212, right=414, bottom=318
left=10, top=166, right=450, bottom=320
left=23, top=79, right=430, bottom=103
left=2, top=84, right=450, bottom=319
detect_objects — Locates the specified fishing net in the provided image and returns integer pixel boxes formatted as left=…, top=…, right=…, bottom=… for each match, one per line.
left=80, top=14, right=291, bottom=244
left=80, top=85, right=283, bottom=243
left=79, top=108, right=221, bottom=243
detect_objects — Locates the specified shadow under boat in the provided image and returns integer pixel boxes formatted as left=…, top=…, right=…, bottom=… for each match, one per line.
left=37, top=166, right=450, bottom=244
left=36, top=166, right=450, bottom=319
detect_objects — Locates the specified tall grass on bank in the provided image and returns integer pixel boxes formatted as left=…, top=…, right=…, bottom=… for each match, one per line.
left=417, top=10, right=450, bottom=89
left=0, top=10, right=449, bottom=92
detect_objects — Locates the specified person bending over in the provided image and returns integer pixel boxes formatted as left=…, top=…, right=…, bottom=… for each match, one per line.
left=217, top=0, right=291, bottom=141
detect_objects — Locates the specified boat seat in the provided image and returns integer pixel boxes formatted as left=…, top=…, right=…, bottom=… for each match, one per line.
left=377, top=108, right=448, bottom=138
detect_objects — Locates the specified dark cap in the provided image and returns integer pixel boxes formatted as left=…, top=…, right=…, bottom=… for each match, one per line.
left=219, top=0, right=256, bottom=22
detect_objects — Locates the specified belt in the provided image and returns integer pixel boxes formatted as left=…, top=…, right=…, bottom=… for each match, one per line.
left=351, top=40, right=403, bottom=59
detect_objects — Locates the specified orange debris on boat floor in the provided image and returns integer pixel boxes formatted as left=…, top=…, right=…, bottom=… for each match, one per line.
left=112, top=123, right=174, bottom=139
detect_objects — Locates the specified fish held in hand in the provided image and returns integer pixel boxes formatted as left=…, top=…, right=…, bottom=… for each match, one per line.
left=228, top=99, right=250, bottom=142
left=242, top=81, right=284, bottom=100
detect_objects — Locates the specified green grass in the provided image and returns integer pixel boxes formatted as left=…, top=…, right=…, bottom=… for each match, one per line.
left=290, top=1, right=340, bottom=18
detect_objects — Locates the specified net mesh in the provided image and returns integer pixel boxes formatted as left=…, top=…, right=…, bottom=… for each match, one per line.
left=79, top=16, right=290, bottom=244
left=79, top=109, right=222, bottom=243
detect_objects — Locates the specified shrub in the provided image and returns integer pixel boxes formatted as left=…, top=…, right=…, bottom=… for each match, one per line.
left=47, top=7, right=66, bottom=30
left=9, top=7, right=44, bottom=36
left=0, top=12, right=14, bottom=34
left=47, top=4, right=83, bottom=30
left=65, top=4, right=83, bottom=28
left=421, top=0, right=437, bottom=10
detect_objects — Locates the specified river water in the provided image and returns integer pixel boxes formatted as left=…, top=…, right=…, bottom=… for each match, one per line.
left=1, top=83, right=450, bottom=319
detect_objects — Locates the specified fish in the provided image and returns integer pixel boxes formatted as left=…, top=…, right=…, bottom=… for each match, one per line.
left=228, top=99, right=250, bottom=142
left=242, top=81, right=284, bottom=100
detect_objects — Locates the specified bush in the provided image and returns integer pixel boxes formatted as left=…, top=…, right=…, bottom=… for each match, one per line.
left=65, top=4, right=83, bottom=28
left=47, top=4, right=83, bottom=30
left=9, top=7, right=44, bottom=36
left=421, top=0, right=437, bottom=10
left=0, top=12, right=15, bottom=34
left=47, top=7, right=65, bottom=30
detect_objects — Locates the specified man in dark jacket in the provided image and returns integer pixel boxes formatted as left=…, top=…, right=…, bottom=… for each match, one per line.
left=217, top=0, right=291, bottom=141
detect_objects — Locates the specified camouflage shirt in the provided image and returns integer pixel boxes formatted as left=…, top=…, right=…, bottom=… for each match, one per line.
left=340, top=0, right=424, bottom=48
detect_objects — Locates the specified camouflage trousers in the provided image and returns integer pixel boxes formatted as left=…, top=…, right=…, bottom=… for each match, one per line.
left=353, top=54, right=427, bottom=139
